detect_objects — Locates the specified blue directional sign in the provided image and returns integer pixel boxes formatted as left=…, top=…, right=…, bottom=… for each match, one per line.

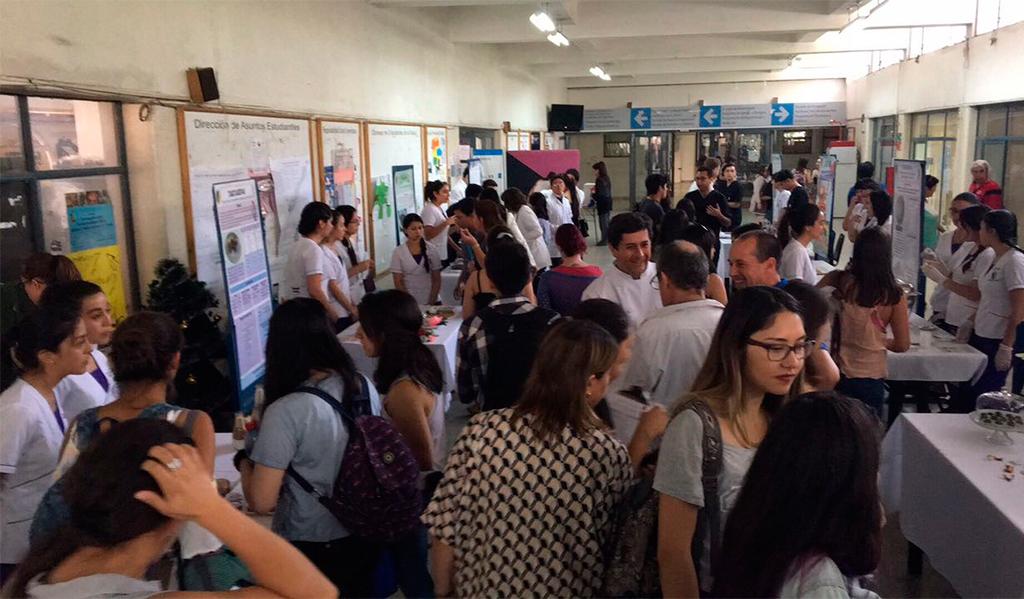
left=771, top=103, right=795, bottom=126
left=630, top=107, right=651, bottom=129
left=699, top=105, right=721, bottom=128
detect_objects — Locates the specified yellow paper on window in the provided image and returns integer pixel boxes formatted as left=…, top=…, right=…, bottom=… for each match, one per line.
left=68, top=245, right=127, bottom=321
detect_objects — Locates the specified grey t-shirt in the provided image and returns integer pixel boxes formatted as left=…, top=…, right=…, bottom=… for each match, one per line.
left=26, top=573, right=160, bottom=598
left=653, top=409, right=756, bottom=593
left=250, top=373, right=381, bottom=542
left=779, top=556, right=880, bottom=599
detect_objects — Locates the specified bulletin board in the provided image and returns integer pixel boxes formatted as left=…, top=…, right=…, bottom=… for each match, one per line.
left=366, top=123, right=424, bottom=272
left=178, top=109, right=316, bottom=309
left=317, top=119, right=370, bottom=264
left=424, top=126, right=448, bottom=183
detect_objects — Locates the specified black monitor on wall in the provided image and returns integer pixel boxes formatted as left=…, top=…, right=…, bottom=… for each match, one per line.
left=548, top=104, right=584, bottom=132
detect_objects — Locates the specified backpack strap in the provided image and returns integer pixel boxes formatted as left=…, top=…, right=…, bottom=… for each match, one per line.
left=682, top=400, right=724, bottom=579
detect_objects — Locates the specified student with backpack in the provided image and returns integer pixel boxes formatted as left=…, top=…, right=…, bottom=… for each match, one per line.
left=239, top=298, right=389, bottom=596
left=655, top=287, right=808, bottom=597
left=424, top=320, right=633, bottom=597
left=456, top=238, right=560, bottom=411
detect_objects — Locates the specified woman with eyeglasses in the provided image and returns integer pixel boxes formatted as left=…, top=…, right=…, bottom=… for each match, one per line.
left=818, top=227, right=910, bottom=417
left=655, top=286, right=808, bottom=597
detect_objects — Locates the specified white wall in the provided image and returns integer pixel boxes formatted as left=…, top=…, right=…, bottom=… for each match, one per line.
left=566, top=78, right=846, bottom=109
left=1, top=0, right=563, bottom=290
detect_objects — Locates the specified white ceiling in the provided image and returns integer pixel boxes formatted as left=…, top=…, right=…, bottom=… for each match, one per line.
left=367, top=0, right=991, bottom=87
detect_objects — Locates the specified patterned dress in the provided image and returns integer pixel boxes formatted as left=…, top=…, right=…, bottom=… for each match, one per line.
left=422, top=409, right=632, bottom=598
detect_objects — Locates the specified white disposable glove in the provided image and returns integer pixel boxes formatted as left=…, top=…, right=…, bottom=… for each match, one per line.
left=921, top=262, right=948, bottom=286
left=996, top=344, right=1014, bottom=371
left=924, top=258, right=950, bottom=278
left=956, top=320, right=974, bottom=343
left=921, top=248, right=938, bottom=262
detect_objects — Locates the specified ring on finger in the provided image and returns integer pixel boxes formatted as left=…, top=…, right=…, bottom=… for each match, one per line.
left=166, top=458, right=183, bottom=472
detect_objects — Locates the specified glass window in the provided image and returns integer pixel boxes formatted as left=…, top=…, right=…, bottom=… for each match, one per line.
left=0, top=95, right=25, bottom=172
left=947, top=110, right=960, bottom=136
left=912, top=114, right=927, bottom=139
left=980, top=142, right=1006, bottom=186
left=1005, top=141, right=1024, bottom=216
left=604, top=133, right=630, bottom=157
left=27, top=98, right=120, bottom=170
left=1009, top=104, right=1024, bottom=138
left=0, top=180, right=34, bottom=283
left=927, top=112, right=947, bottom=138
left=979, top=105, right=1007, bottom=138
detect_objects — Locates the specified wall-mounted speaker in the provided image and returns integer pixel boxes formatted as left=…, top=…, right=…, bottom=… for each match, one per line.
left=186, top=67, right=219, bottom=103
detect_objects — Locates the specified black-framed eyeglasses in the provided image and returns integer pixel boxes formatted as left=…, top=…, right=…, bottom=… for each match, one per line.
left=747, top=339, right=815, bottom=361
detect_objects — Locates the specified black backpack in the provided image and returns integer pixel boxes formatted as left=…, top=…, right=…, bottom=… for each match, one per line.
left=477, top=306, right=558, bottom=411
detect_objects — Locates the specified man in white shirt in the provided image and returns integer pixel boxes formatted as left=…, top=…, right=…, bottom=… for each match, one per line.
left=449, top=166, right=469, bottom=203
left=582, top=212, right=662, bottom=328
left=542, top=173, right=575, bottom=266
left=620, top=241, right=724, bottom=408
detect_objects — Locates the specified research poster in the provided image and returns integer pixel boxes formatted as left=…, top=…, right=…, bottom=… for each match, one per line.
left=815, top=155, right=837, bottom=257
left=891, top=159, right=925, bottom=304
left=212, top=179, right=273, bottom=411
left=393, top=165, right=418, bottom=235
left=181, top=111, right=314, bottom=308
left=320, top=121, right=364, bottom=209
left=425, top=126, right=447, bottom=183
left=368, top=123, right=424, bottom=272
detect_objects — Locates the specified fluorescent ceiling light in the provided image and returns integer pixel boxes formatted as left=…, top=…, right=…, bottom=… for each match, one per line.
left=530, top=10, right=556, bottom=32
left=599, top=73, right=612, bottom=81
left=547, top=31, right=569, bottom=47
left=589, top=65, right=611, bottom=81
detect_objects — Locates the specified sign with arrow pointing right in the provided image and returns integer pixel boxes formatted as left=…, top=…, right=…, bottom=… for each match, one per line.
left=771, top=103, right=795, bottom=127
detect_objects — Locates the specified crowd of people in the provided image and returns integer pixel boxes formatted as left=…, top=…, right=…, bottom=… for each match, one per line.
left=0, top=150, right=1020, bottom=599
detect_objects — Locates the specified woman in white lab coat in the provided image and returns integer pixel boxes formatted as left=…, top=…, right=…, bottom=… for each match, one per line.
left=391, top=213, right=442, bottom=305
left=0, top=306, right=90, bottom=577
left=42, top=281, right=117, bottom=423
left=503, top=187, right=551, bottom=271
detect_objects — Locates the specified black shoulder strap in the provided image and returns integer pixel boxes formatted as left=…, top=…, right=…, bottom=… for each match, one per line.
left=683, top=400, right=724, bottom=574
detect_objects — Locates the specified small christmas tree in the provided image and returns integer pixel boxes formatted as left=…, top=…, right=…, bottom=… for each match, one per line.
left=145, top=259, right=231, bottom=425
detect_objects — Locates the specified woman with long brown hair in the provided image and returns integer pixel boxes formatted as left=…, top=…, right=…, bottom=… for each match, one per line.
left=423, top=319, right=632, bottom=598
left=655, top=286, right=809, bottom=597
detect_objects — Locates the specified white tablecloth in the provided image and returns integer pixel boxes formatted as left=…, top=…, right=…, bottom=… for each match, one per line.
left=887, top=314, right=988, bottom=383
left=716, top=233, right=731, bottom=277
left=338, top=308, right=463, bottom=406
left=880, top=414, right=1024, bottom=598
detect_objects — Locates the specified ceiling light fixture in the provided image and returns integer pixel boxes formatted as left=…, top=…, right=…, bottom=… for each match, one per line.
left=530, top=10, right=556, bottom=32
left=547, top=31, right=569, bottom=47
left=589, top=65, right=611, bottom=81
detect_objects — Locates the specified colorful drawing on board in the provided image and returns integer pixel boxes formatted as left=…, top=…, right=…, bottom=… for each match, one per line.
left=374, top=179, right=392, bottom=220
left=431, top=137, right=443, bottom=173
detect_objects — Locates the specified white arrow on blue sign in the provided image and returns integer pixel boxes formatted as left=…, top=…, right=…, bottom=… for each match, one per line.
left=699, top=105, right=721, bottom=128
left=630, top=107, right=651, bottom=129
left=771, top=103, right=795, bottom=127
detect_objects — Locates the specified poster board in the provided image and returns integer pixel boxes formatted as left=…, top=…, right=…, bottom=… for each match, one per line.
left=814, top=155, right=837, bottom=257
left=179, top=110, right=315, bottom=309
left=424, top=126, right=448, bottom=183
left=891, top=159, right=926, bottom=314
left=212, top=179, right=273, bottom=412
left=367, top=123, right=424, bottom=272
left=318, top=120, right=364, bottom=209
left=473, top=149, right=506, bottom=192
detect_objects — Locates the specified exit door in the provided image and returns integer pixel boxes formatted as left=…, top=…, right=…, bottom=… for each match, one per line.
left=630, top=132, right=674, bottom=207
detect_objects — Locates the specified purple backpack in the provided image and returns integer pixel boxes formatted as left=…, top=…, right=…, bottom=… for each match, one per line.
left=286, top=376, right=422, bottom=542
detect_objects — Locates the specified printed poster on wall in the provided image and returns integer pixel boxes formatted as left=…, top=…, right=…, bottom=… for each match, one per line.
left=65, top=190, right=128, bottom=320
left=212, top=179, right=273, bottom=412
left=814, top=155, right=837, bottom=257
left=368, top=123, right=424, bottom=272
left=182, top=111, right=314, bottom=309
left=891, top=159, right=925, bottom=307
left=425, top=127, right=447, bottom=183
left=393, top=165, right=418, bottom=235
left=320, top=122, right=364, bottom=209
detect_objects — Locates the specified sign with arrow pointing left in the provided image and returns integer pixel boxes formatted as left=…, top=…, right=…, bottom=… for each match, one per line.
left=630, top=107, right=652, bottom=129
left=699, top=105, right=721, bottom=128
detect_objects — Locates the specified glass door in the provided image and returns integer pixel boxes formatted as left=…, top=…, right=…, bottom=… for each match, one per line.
left=629, top=132, right=673, bottom=207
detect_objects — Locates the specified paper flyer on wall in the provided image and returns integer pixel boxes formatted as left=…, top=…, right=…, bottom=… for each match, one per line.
left=212, top=179, right=274, bottom=405
left=372, top=173, right=397, bottom=272
left=426, top=127, right=447, bottom=182
left=891, top=159, right=925, bottom=299
left=321, top=122, right=362, bottom=208
left=392, top=165, right=418, bottom=224
left=814, top=155, right=837, bottom=257
left=267, top=156, right=312, bottom=292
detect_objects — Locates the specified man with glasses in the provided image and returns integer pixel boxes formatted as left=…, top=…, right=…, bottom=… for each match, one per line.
left=582, top=212, right=662, bottom=328
left=619, top=241, right=724, bottom=408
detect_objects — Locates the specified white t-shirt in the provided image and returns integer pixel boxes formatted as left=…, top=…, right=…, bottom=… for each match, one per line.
left=0, top=379, right=66, bottom=562
left=945, top=243, right=994, bottom=328
left=421, top=201, right=450, bottom=245
left=581, top=261, right=663, bottom=329
left=621, top=299, right=724, bottom=408
left=280, top=237, right=324, bottom=302
left=779, top=556, right=879, bottom=599
left=335, top=239, right=369, bottom=305
left=780, top=238, right=818, bottom=282
left=390, top=241, right=443, bottom=305
left=974, top=249, right=1024, bottom=339
left=450, top=179, right=467, bottom=203
left=55, top=348, right=117, bottom=423
left=321, top=245, right=351, bottom=318
left=773, top=189, right=791, bottom=226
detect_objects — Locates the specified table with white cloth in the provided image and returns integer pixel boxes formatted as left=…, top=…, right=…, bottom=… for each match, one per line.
left=338, top=307, right=463, bottom=408
left=716, top=232, right=731, bottom=277
left=880, top=414, right=1024, bottom=598
left=440, top=266, right=463, bottom=306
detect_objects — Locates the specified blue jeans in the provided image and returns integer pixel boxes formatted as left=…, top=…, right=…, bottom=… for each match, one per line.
left=837, top=376, right=886, bottom=419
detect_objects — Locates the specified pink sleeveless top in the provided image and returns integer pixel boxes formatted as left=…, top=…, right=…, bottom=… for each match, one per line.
left=837, top=301, right=889, bottom=379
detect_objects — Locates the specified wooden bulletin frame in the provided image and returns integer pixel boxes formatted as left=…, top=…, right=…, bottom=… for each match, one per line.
left=364, top=120, right=427, bottom=273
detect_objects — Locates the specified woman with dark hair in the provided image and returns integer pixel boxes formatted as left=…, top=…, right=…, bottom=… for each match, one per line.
left=461, top=226, right=538, bottom=318
left=783, top=281, right=841, bottom=393
left=591, top=161, right=613, bottom=245
left=281, top=202, right=343, bottom=321
left=713, top=392, right=882, bottom=598
left=845, top=188, right=893, bottom=242
left=333, top=205, right=374, bottom=304
left=422, top=180, right=456, bottom=245
left=949, top=209, right=1024, bottom=409
left=795, top=157, right=812, bottom=186
left=928, top=192, right=982, bottom=326
left=239, top=298, right=382, bottom=596
left=675, top=223, right=729, bottom=306
left=320, top=209, right=359, bottom=330
left=0, top=306, right=89, bottom=577
left=779, top=203, right=825, bottom=283
left=9, top=420, right=335, bottom=598
left=40, top=281, right=116, bottom=422
left=818, top=227, right=910, bottom=416
left=423, top=320, right=633, bottom=598
left=922, top=204, right=992, bottom=335
left=391, top=213, right=443, bottom=305
left=536, top=224, right=602, bottom=316
left=504, top=188, right=551, bottom=271
left=529, top=191, right=557, bottom=260
left=480, top=187, right=535, bottom=268
left=656, top=287, right=808, bottom=596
